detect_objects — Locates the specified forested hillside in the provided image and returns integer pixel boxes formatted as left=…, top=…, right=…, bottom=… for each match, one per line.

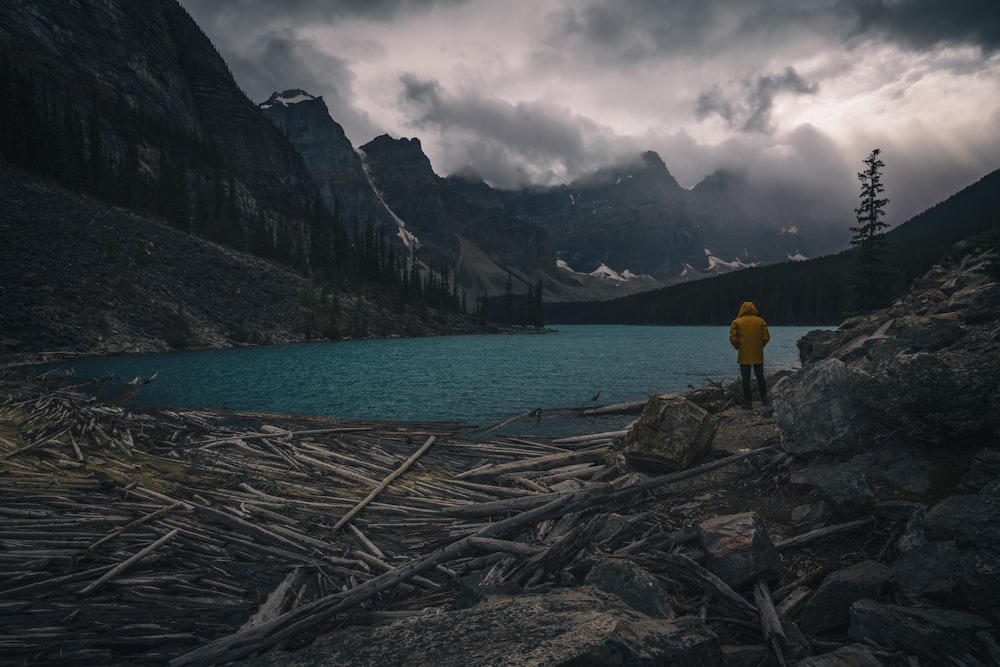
left=548, top=168, right=1000, bottom=325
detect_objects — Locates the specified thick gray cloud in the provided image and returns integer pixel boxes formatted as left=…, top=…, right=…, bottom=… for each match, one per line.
left=180, top=0, right=470, bottom=25
left=696, top=67, right=819, bottom=134
left=844, top=0, right=1000, bottom=53
left=398, top=74, right=637, bottom=187
left=178, top=0, right=1000, bottom=229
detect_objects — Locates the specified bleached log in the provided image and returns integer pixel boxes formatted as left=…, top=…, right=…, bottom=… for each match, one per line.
left=191, top=505, right=311, bottom=554
left=347, top=523, right=386, bottom=560
left=550, top=430, right=628, bottom=445
left=169, top=493, right=576, bottom=667
left=78, top=528, right=180, bottom=595
left=579, top=400, right=646, bottom=416
left=86, top=502, right=182, bottom=554
left=774, top=519, right=872, bottom=550
left=775, top=586, right=812, bottom=619
left=467, top=536, right=546, bottom=556
left=332, top=436, right=437, bottom=531
left=453, top=445, right=610, bottom=479
left=753, top=579, right=788, bottom=667
left=240, top=568, right=305, bottom=631
left=655, top=553, right=755, bottom=612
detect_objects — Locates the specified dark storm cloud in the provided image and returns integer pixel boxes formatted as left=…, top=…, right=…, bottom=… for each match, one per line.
left=399, top=74, right=635, bottom=188
left=696, top=67, right=819, bottom=134
left=181, top=0, right=470, bottom=25
left=548, top=0, right=717, bottom=62
left=844, top=0, right=1000, bottom=53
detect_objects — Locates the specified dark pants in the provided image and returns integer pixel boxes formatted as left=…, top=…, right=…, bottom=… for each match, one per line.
left=740, top=364, right=767, bottom=405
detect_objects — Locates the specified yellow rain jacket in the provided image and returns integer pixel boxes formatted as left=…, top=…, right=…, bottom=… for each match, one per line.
left=729, top=302, right=770, bottom=365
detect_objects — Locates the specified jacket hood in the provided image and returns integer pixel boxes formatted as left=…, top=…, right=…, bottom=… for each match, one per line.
left=737, top=302, right=758, bottom=317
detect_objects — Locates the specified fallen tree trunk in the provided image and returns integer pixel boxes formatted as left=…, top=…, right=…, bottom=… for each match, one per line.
left=169, top=493, right=577, bottom=667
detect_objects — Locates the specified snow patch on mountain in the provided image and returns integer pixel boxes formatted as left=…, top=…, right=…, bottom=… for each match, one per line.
left=787, top=251, right=808, bottom=262
left=357, top=148, right=420, bottom=251
left=703, top=248, right=754, bottom=271
left=557, top=259, right=650, bottom=283
left=260, top=89, right=317, bottom=109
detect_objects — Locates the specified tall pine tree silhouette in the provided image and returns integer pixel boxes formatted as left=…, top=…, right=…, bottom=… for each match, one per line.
left=848, top=148, right=893, bottom=313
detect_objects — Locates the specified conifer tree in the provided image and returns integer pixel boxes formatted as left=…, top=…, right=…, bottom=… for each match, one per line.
left=848, top=148, right=893, bottom=312
left=504, top=272, right=513, bottom=324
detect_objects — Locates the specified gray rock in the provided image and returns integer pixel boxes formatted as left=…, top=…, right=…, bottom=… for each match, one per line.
left=799, top=560, right=892, bottom=636
left=959, top=548, right=1000, bottom=621
left=892, top=539, right=963, bottom=604
left=585, top=558, right=674, bottom=619
left=698, top=511, right=784, bottom=589
left=241, top=589, right=725, bottom=667
left=721, top=644, right=772, bottom=667
left=959, top=447, right=1000, bottom=493
left=873, top=500, right=926, bottom=524
left=924, top=493, right=1000, bottom=549
left=797, top=329, right=840, bottom=365
left=848, top=599, right=993, bottom=659
left=855, top=440, right=929, bottom=495
left=790, top=463, right=872, bottom=517
left=947, top=282, right=1000, bottom=324
left=789, top=501, right=832, bottom=532
left=793, top=643, right=883, bottom=666
left=774, top=358, right=863, bottom=457
left=623, top=393, right=718, bottom=472
left=895, top=312, right=964, bottom=351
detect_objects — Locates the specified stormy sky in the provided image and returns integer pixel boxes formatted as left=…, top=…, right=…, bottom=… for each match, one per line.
left=178, top=0, right=1000, bottom=227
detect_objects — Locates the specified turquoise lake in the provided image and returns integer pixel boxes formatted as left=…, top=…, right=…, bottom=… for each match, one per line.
left=52, top=325, right=828, bottom=433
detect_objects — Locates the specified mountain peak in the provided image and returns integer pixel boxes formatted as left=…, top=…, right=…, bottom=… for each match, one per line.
left=640, top=150, right=667, bottom=171
left=260, top=89, right=319, bottom=109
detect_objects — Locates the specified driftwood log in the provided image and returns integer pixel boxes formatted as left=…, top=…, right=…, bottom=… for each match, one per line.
left=0, top=373, right=900, bottom=666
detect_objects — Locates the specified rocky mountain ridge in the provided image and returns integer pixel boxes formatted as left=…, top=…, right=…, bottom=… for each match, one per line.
left=258, top=88, right=850, bottom=302
left=0, top=161, right=487, bottom=359
left=0, top=0, right=336, bottom=260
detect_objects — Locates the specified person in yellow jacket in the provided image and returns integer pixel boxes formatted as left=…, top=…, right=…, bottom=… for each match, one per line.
left=729, top=301, right=770, bottom=409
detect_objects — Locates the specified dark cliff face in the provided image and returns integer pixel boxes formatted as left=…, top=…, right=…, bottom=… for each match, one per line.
left=260, top=91, right=399, bottom=239
left=0, top=0, right=329, bottom=251
left=498, top=151, right=705, bottom=277
left=360, top=134, right=559, bottom=285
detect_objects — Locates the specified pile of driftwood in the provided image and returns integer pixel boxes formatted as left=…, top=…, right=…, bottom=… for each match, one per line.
left=1, top=374, right=853, bottom=666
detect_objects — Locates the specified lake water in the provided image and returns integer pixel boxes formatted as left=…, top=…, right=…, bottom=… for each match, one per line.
left=52, top=325, right=826, bottom=435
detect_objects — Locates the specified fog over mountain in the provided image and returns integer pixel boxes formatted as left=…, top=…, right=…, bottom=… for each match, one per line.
left=179, top=0, right=1000, bottom=227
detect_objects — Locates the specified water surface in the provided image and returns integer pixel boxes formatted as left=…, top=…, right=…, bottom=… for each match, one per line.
left=55, top=325, right=826, bottom=430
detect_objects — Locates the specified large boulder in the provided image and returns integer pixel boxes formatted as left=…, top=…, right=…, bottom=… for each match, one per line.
left=793, top=644, right=884, bottom=667
left=848, top=599, right=993, bottom=660
left=241, top=588, right=725, bottom=667
left=798, top=560, right=892, bottom=636
left=585, top=558, right=674, bottom=619
left=789, top=463, right=873, bottom=517
left=623, top=393, right=718, bottom=472
left=698, top=512, right=784, bottom=589
left=773, top=358, right=863, bottom=457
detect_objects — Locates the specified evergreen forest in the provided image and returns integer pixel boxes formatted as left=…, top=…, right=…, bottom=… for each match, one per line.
left=0, top=53, right=467, bottom=332
left=547, top=168, right=1000, bottom=325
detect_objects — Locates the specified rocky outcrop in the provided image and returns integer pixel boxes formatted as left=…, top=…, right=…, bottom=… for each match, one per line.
left=622, top=393, right=718, bottom=471
left=698, top=512, right=784, bottom=589
left=359, top=134, right=560, bottom=295
left=260, top=90, right=400, bottom=244
left=242, top=589, right=724, bottom=667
